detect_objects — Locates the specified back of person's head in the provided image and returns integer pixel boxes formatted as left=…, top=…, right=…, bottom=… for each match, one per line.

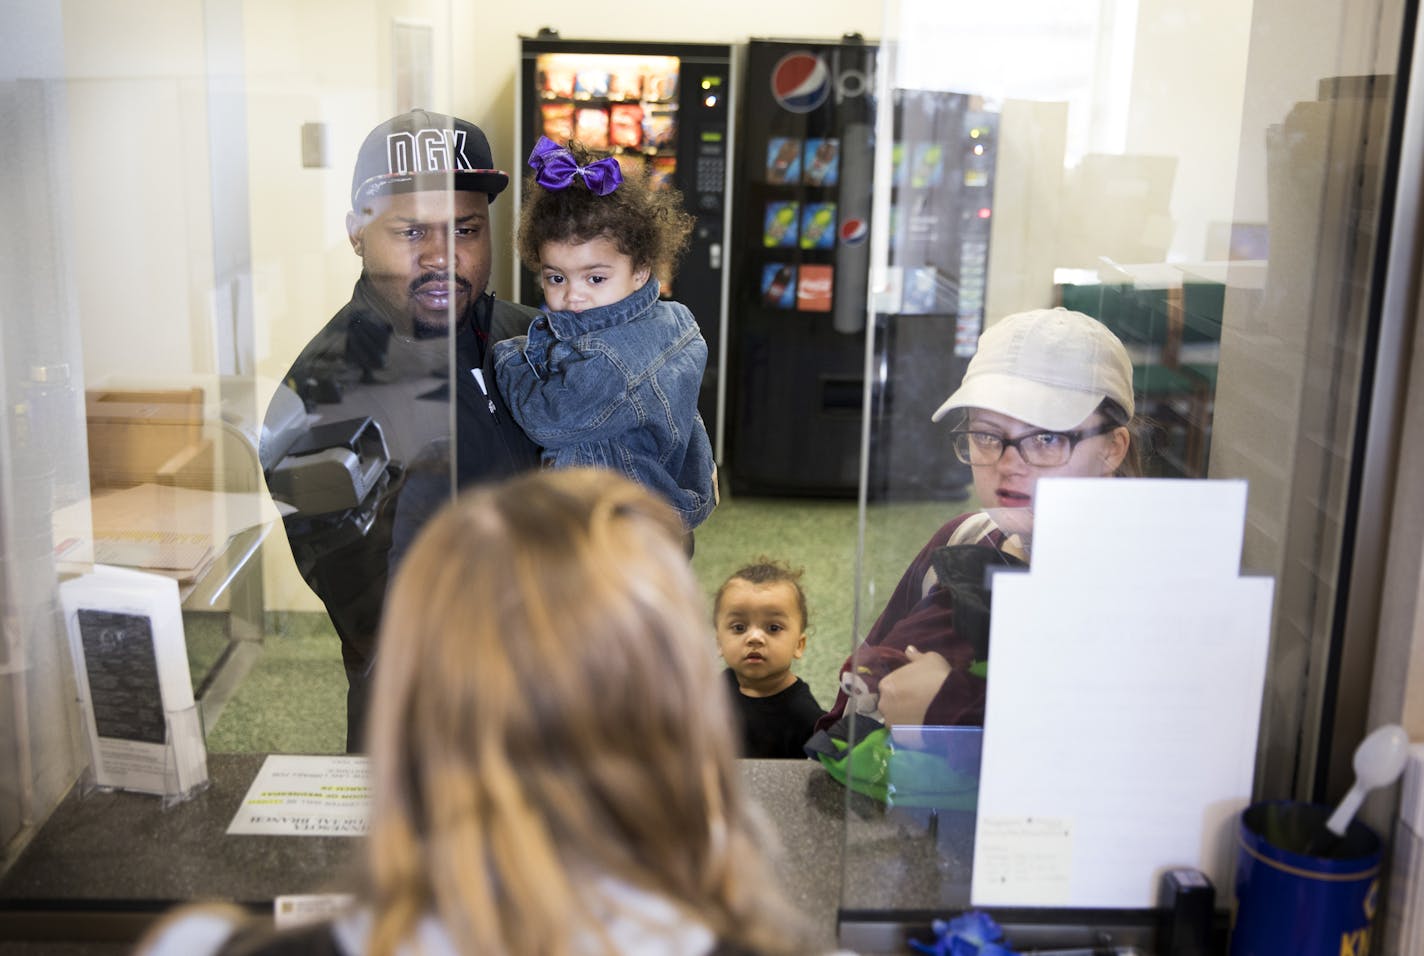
left=517, top=138, right=694, bottom=276
left=365, top=468, right=807, bottom=956
left=932, top=307, right=1146, bottom=476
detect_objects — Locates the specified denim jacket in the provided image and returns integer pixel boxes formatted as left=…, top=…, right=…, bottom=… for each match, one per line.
left=492, top=279, right=716, bottom=528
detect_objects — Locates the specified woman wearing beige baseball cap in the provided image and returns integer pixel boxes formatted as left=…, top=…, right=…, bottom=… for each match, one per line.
left=933, top=305, right=1141, bottom=507
left=812, top=308, right=1142, bottom=736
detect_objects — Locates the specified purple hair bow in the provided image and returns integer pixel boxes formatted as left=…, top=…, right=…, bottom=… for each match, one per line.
left=528, top=136, right=623, bottom=196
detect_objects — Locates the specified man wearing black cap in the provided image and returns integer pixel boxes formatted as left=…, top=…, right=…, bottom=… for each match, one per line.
left=262, top=110, right=540, bottom=750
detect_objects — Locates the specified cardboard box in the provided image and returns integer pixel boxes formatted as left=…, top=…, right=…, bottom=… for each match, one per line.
left=86, top=388, right=205, bottom=490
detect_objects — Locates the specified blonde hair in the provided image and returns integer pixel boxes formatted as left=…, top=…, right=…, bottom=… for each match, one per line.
left=364, top=468, right=809, bottom=956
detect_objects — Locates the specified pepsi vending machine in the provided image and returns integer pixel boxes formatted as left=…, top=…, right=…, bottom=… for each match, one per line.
left=516, top=33, right=734, bottom=440
left=725, top=37, right=998, bottom=499
left=725, top=36, right=878, bottom=496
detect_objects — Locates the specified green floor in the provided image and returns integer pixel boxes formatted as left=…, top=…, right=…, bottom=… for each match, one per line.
left=199, top=492, right=976, bottom=754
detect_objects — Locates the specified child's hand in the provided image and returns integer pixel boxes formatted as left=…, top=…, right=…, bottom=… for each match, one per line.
left=877, top=645, right=951, bottom=727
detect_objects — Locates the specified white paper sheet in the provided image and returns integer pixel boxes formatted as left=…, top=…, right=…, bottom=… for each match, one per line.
left=52, top=482, right=291, bottom=574
left=227, top=754, right=372, bottom=837
left=971, top=478, right=1273, bottom=908
left=1029, top=478, right=1247, bottom=581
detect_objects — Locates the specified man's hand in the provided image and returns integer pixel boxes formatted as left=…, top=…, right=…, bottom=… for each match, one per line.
left=876, top=645, right=951, bottom=727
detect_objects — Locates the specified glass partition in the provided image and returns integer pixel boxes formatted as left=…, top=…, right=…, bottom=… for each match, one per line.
left=842, top=0, right=1413, bottom=941
left=1, top=0, right=467, bottom=881
left=0, top=0, right=1419, bottom=949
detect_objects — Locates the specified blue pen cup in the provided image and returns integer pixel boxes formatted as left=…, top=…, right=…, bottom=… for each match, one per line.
left=1230, top=800, right=1381, bottom=956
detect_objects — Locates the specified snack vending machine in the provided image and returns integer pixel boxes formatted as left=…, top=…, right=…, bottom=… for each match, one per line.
left=516, top=34, right=734, bottom=441
left=725, top=36, right=997, bottom=499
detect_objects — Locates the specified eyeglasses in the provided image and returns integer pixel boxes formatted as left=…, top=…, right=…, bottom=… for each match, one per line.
left=949, top=422, right=1120, bottom=467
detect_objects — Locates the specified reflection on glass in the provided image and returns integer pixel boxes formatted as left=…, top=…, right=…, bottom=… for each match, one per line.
left=838, top=0, right=1404, bottom=937
left=817, top=310, right=1136, bottom=753
left=262, top=110, right=539, bottom=751
left=0, top=0, right=1411, bottom=940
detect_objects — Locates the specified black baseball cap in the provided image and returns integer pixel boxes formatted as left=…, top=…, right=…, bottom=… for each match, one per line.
left=350, top=109, right=510, bottom=208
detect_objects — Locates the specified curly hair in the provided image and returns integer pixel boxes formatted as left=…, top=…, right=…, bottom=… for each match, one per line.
left=713, top=557, right=810, bottom=632
left=518, top=140, right=694, bottom=277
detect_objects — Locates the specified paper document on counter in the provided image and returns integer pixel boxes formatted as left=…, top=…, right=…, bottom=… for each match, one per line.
left=227, top=754, right=372, bottom=837
left=93, top=533, right=213, bottom=575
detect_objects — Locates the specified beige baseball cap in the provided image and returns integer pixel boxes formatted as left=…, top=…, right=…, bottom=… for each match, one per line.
left=931, top=307, right=1135, bottom=431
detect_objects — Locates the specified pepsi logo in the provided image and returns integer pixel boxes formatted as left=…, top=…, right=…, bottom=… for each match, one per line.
left=839, top=218, right=868, bottom=245
left=771, top=52, right=830, bottom=113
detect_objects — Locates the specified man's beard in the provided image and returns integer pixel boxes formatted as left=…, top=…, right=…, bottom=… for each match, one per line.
left=409, top=270, right=474, bottom=338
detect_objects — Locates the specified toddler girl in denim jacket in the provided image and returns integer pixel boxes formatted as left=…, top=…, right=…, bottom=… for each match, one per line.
left=493, top=137, right=716, bottom=529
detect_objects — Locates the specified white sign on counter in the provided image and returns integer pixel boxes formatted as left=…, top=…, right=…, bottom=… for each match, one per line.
left=971, top=478, right=1274, bottom=908
left=59, top=565, right=209, bottom=801
left=227, top=754, right=371, bottom=837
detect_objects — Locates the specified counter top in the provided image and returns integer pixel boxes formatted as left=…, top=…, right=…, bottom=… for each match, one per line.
left=1, top=755, right=359, bottom=907
left=1, top=755, right=965, bottom=951
left=0, top=755, right=1180, bottom=954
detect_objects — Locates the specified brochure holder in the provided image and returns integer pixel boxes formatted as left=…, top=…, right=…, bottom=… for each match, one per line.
left=59, top=565, right=209, bottom=806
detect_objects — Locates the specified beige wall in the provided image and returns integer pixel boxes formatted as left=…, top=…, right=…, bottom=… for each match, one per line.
left=244, top=0, right=449, bottom=388
left=1126, top=0, right=1251, bottom=262
left=64, top=1, right=217, bottom=382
